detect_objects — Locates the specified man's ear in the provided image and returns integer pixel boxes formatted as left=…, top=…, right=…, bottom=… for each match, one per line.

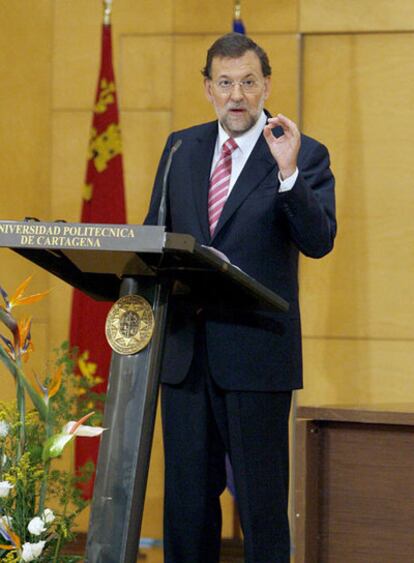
left=204, top=78, right=213, bottom=103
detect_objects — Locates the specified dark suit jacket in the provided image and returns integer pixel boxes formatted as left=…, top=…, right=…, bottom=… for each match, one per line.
left=145, top=117, right=336, bottom=392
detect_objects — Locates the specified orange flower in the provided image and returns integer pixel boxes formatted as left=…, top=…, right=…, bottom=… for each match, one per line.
left=16, top=317, right=33, bottom=362
left=31, top=364, right=63, bottom=403
left=7, top=528, right=21, bottom=550
left=48, top=364, right=63, bottom=399
left=8, top=276, right=50, bottom=311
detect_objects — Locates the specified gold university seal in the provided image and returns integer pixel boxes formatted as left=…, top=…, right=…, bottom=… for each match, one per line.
left=105, top=295, right=154, bottom=355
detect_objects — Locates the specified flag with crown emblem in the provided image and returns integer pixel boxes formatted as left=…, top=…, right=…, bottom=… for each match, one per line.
left=70, top=15, right=126, bottom=499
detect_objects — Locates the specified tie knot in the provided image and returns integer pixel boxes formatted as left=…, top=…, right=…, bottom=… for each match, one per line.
left=222, top=138, right=238, bottom=155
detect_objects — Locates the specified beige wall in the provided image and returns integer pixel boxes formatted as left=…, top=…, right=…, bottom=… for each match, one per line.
left=1, top=0, right=414, bottom=540
left=298, top=18, right=414, bottom=407
left=0, top=1, right=53, bottom=397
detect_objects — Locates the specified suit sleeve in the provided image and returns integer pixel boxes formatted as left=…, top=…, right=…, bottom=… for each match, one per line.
left=144, top=134, right=175, bottom=227
left=278, top=141, right=336, bottom=258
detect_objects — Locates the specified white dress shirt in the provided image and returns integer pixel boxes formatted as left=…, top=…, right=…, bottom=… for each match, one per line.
left=210, top=111, right=298, bottom=193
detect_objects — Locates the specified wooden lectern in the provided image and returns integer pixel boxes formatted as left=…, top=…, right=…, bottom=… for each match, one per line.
left=0, top=220, right=288, bottom=563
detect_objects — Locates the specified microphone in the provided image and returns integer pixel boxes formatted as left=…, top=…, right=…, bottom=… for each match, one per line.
left=157, top=138, right=182, bottom=226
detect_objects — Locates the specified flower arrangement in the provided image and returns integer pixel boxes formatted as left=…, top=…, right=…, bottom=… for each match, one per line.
left=0, top=277, right=105, bottom=562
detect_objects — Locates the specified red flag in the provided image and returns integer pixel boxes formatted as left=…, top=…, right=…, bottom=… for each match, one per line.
left=70, top=17, right=126, bottom=498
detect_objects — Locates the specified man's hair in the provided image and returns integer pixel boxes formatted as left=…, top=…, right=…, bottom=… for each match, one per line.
left=202, top=32, right=272, bottom=79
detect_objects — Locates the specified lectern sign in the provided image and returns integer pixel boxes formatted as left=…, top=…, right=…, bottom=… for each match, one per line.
left=105, top=294, right=155, bottom=355
left=0, top=220, right=160, bottom=251
left=0, top=221, right=136, bottom=249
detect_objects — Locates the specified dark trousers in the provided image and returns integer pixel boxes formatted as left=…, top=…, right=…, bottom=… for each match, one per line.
left=161, top=328, right=292, bottom=563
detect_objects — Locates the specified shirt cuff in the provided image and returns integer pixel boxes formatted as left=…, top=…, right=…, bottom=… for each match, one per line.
left=278, top=168, right=299, bottom=192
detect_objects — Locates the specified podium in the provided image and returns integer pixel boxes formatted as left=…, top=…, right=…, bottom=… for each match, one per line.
left=0, top=220, right=289, bottom=563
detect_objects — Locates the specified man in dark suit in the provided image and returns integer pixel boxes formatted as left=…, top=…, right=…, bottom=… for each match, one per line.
left=145, top=32, right=336, bottom=563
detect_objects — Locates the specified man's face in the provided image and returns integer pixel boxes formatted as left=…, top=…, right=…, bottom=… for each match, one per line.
left=204, top=50, right=271, bottom=138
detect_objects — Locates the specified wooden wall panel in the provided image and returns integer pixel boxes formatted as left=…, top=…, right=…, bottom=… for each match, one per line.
left=172, top=35, right=214, bottom=130
left=110, top=0, right=173, bottom=34
left=120, top=36, right=173, bottom=110
left=51, top=112, right=90, bottom=221
left=300, top=338, right=414, bottom=406
left=173, top=33, right=299, bottom=131
left=300, top=33, right=414, bottom=342
left=0, top=1, right=52, bottom=218
left=300, top=0, right=414, bottom=32
left=53, top=1, right=102, bottom=110
left=122, top=111, right=172, bottom=223
left=174, top=0, right=298, bottom=33
left=261, top=34, right=300, bottom=122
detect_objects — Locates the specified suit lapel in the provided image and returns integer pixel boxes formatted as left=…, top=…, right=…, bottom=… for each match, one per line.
left=211, top=133, right=278, bottom=241
left=190, top=122, right=217, bottom=242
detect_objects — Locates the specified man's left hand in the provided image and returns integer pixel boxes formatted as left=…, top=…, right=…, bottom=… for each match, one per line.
left=263, top=114, right=301, bottom=179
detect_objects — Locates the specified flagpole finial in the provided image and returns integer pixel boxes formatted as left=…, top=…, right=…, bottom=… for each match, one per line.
left=234, top=0, right=241, bottom=20
left=103, top=0, right=112, bottom=25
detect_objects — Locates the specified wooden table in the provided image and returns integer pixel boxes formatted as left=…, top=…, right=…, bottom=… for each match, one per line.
left=294, top=404, right=414, bottom=563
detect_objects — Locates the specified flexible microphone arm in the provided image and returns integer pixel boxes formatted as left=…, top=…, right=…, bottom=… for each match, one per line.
left=157, top=139, right=182, bottom=227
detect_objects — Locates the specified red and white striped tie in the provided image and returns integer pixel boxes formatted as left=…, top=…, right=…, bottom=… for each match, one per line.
left=208, top=137, right=238, bottom=236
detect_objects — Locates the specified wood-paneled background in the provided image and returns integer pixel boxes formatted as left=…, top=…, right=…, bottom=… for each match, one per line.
left=1, top=0, right=414, bottom=540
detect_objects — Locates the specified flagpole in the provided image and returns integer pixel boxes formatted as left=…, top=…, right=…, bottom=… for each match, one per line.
left=103, top=0, right=112, bottom=25
left=234, top=0, right=241, bottom=20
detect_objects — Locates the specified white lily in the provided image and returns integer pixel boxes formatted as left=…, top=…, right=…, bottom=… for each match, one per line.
left=27, top=516, right=46, bottom=536
left=0, top=480, right=13, bottom=498
left=21, top=540, right=46, bottom=561
left=43, top=412, right=105, bottom=461
left=41, top=508, right=55, bottom=524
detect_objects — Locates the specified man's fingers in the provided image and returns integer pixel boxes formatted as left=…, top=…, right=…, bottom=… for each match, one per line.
left=263, top=124, right=277, bottom=144
left=267, top=114, right=299, bottom=137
